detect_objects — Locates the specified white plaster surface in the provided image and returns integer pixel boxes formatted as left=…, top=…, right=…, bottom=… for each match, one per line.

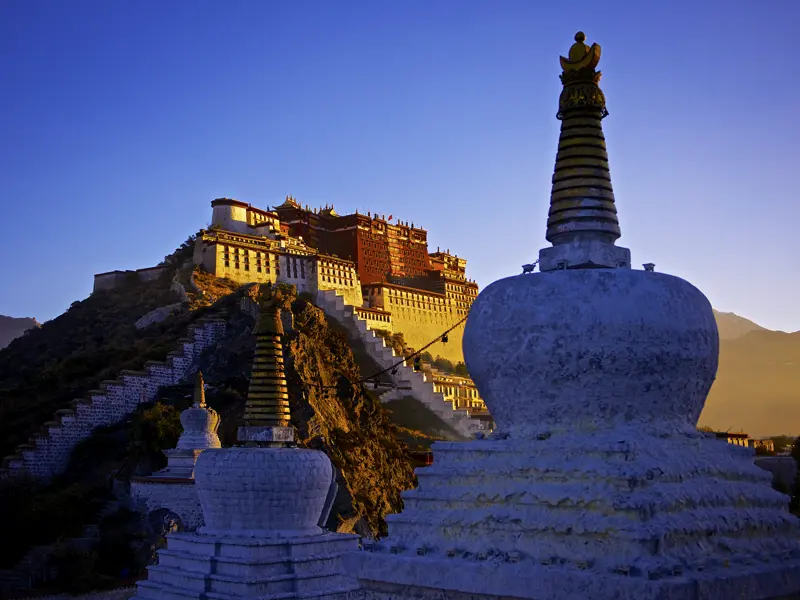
left=130, top=398, right=222, bottom=527
left=133, top=533, right=361, bottom=600
left=176, top=403, right=221, bottom=450
left=351, top=552, right=800, bottom=600
left=348, top=268, right=800, bottom=599
left=130, top=479, right=203, bottom=531
left=315, top=290, right=488, bottom=437
left=134, top=445, right=361, bottom=599
left=463, top=269, right=719, bottom=439
left=538, top=239, right=631, bottom=271
left=195, top=447, right=333, bottom=537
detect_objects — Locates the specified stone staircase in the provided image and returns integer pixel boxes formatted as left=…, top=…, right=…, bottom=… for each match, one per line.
left=314, top=290, right=488, bottom=438
left=134, top=533, right=359, bottom=600
left=0, top=314, right=227, bottom=482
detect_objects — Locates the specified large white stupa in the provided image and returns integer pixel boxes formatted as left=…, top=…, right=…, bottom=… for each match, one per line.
left=346, top=32, right=800, bottom=600
left=133, top=285, right=360, bottom=600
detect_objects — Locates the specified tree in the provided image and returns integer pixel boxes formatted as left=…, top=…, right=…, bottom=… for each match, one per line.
left=127, top=403, right=182, bottom=471
left=432, top=356, right=455, bottom=374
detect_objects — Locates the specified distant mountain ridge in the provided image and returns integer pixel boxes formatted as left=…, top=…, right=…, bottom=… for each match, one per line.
left=0, top=315, right=40, bottom=349
left=702, top=311, right=800, bottom=438
left=1, top=306, right=795, bottom=438
left=714, top=310, right=767, bottom=340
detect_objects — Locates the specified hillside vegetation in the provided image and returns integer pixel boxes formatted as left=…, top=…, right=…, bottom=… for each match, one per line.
left=0, top=270, right=194, bottom=459
left=0, top=279, right=421, bottom=594
left=195, top=284, right=418, bottom=536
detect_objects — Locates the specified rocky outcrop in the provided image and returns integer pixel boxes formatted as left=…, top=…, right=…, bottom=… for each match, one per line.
left=134, top=304, right=185, bottom=330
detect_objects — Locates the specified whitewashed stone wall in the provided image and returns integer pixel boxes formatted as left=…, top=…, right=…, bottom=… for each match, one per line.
left=314, top=290, right=488, bottom=437
left=129, top=479, right=203, bottom=531
left=0, top=317, right=227, bottom=482
left=355, top=307, right=393, bottom=333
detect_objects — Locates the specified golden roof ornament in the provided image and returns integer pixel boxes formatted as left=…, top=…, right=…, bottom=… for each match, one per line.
left=194, top=370, right=207, bottom=407
left=557, top=31, right=607, bottom=120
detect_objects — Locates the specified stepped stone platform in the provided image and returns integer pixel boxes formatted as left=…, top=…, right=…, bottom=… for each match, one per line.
left=133, top=287, right=361, bottom=600
left=346, top=31, right=800, bottom=600
left=135, top=533, right=360, bottom=600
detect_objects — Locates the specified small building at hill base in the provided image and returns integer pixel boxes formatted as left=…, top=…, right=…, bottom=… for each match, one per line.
left=130, top=372, right=220, bottom=532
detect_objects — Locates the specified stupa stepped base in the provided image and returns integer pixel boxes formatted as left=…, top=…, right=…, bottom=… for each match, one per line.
left=133, top=532, right=361, bottom=600
left=346, top=432, right=800, bottom=599
left=351, top=552, right=800, bottom=600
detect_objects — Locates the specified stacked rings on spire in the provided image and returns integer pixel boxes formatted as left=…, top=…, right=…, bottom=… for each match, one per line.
left=244, top=331, right=291, bottom=427
left=546, top=32, right=621, bottom=247
left=547, top=114, right=620, bottom=244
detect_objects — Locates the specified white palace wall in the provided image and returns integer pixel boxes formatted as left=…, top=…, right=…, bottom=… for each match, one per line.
left=0, top=317, right=227, bottom=482
left=129, top=479, right=204, bottom=531
left=367, top=285, right=465, bottom=363
left=195, top=229, right=364, bottom=309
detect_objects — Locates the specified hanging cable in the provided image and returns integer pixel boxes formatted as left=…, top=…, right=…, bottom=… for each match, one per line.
left=205, top=313, right=470, bottom=393
left=304, top=313, right=470, bottom=390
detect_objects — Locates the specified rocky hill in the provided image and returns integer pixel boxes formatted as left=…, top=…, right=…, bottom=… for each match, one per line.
left=701, top=312, right=800, bottom=438
left=0, top=315, right=40, bottom=349
left=0, top=273, right=425, bottom=594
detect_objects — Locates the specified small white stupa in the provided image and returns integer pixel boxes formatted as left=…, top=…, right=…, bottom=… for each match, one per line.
left=130, top=372, right=221, bottom=530
left=347, top=32, right=800, bottom=600
left=133, top=285, right=360, bottom=600
left=151, top=371, right=221, bottom=480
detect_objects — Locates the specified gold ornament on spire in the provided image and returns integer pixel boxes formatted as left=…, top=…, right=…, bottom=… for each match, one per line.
left=194, top=370, right=207, bottom=408
left=557, top=31, right=607, bottom=120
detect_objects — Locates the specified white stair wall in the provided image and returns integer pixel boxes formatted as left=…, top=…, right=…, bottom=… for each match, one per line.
left=314, top=290, right=487, bottom=438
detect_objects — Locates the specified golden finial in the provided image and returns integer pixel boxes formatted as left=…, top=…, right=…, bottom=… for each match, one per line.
left=194, top=370, right=207, bottom=407
left=568, top=32, right=590, bottom=62
left=560, top=30, right=602, bottom=74
left=556, top=31, right=607, bottom=119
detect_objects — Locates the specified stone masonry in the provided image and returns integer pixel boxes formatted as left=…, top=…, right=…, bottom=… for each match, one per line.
left=345, top=32, right=800, bottom=600
left=313, top=289, right=488, bottom=438
left=133, top=285, right=360, bottom=600
left=0, top=316, right=227, bottom=482
left=130, top=372, right=222, bottom=531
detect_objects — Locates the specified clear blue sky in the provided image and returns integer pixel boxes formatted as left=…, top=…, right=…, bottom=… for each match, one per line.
left=1, top=0, right=798, bottom=331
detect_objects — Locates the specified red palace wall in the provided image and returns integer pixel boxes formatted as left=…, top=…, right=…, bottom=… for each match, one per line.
left=275, top=205, right=432, bottom=285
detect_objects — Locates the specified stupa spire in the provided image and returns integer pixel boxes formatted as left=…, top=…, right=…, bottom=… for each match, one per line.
left=538, top=31, right=630, bottom=272
left=240, top=285, right=294, bottom=443
left=193, top=370, right=207, bottom=407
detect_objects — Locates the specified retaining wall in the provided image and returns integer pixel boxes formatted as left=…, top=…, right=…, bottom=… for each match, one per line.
left=0, top=316, right=227, bottom=481
left=314, top=290, right=488, bottom=438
